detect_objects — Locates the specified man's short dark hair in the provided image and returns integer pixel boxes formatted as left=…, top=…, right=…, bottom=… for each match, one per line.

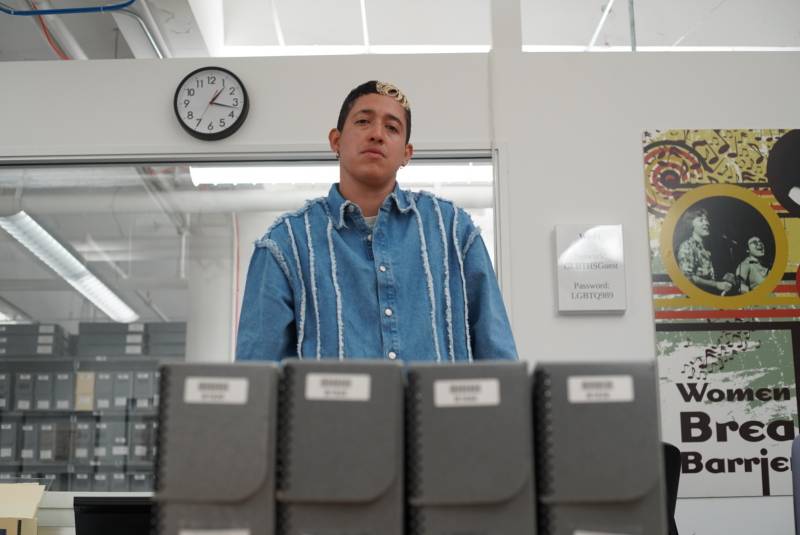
left=336, top=81, right=412, bottom=143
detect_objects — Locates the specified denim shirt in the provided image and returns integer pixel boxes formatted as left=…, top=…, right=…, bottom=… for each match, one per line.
left=236, top=183, right=517, bottom=362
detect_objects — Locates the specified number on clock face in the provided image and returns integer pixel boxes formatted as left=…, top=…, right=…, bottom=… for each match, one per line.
left=174, top=67, right=248, bottom=140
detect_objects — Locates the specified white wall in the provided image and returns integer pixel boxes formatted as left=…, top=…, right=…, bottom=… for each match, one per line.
left=0, top=54, right=491, bottom=159
left=489, top=50, right=800, bottom=535
left=492, top=51, right=800, bottom=371
left=2, top=49, right=799, bottom=534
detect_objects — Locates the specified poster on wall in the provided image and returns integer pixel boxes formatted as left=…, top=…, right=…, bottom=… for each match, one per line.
left=644, top=129, right=800, bottom=498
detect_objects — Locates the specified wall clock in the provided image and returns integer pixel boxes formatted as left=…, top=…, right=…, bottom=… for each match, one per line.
left=174, top=67, right=249, bottom=140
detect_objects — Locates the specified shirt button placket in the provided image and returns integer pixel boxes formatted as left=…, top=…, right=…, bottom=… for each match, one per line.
left=374, top=227, right=399, bottom=362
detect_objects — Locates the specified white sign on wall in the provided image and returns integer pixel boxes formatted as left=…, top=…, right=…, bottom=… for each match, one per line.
left=555, top=224, right=626, bottom=314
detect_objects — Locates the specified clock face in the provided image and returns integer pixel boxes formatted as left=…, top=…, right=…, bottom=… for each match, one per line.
left=174, top=67, right=249, bottom=140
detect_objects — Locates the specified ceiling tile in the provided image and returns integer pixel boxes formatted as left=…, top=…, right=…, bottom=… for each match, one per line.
left=224, top=0, right=279, bottom=46
left=636, top=0, right=800, bottom=47
left=368, top=0, right=491, bottom=46
left=522, top=0, right=631, bottom=47
left=276, top=0, right=363, bottom=46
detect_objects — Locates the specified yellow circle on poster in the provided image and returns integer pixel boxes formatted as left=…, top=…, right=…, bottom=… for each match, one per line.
left=660, top=184, right=787, bottom=309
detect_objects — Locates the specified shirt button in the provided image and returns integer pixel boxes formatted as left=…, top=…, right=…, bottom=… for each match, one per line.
left=367, top=234, right=372, bottom=242
left=379, top=265, right=387, bottom=272
left=388, top=351, right=397, bottom=360
left=347, top=205, right=355, bottom=212
left=384, top=308, right=393, bottom=317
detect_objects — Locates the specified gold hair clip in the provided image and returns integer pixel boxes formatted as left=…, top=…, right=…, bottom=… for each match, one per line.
left=376, top=81, right=410, bottom=110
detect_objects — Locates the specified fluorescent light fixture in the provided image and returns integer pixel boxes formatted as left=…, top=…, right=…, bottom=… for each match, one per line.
left=399, top=163, right=492, bottom=184
left=190, top=162, right=493, bottom=186
left=191, top=165, right=338, bottom=185
left=0, top=211, right=139, bottom=323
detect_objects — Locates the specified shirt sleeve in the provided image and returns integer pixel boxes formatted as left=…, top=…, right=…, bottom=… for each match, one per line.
left=235, top=238, right=297, bottom=361
left=462, top=232, right=518, bottom=360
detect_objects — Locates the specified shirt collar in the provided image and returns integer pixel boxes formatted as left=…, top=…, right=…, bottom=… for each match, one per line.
left=326, top=182, right=413, bottom=229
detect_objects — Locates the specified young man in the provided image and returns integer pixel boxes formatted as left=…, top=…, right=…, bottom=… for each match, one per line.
left=236, top=81, right=517, bottom=362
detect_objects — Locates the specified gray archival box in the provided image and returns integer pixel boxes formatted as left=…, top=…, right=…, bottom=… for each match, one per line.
left=406, top=361, right=536, bottom=535
left=533, top=361, right=667, bottom=535
left=276, top=359, right=404, bottom=535
left=154, top=362, right=279, bottom=535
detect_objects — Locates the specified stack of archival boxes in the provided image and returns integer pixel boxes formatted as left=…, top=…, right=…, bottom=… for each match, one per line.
left=0, top=324, right=68, bottom=358
left=155, top=360, right=668, bottom=535
left=0, top=324, right=72, bottom=491
left=76, top=322, right=187, bottom=358
left=0, top=322, right=186, bottom=491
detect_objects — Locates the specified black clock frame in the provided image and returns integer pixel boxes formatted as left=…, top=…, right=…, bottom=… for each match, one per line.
left=173, top=66, right=250, bottom=141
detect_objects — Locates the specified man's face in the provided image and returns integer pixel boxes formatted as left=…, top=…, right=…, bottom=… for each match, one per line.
left=692, top=214, right=710, bottom=237
left=329, top=93, right=413, bottom=190
left=748, top=237, right=765, bottom=257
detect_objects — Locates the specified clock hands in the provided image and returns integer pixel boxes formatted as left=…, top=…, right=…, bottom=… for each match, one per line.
left=208, top=87, right=238, bottom=109
left=196, top=88, right=238, bottom=130
left=196, top=90, right=218, bottom=131
left=209, top=87, right=222, bottom=105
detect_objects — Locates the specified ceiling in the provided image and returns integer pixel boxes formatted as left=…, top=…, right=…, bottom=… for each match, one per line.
left=523, top=0, right=800, bottom=49
left=0, top=0, right=797, bottom=62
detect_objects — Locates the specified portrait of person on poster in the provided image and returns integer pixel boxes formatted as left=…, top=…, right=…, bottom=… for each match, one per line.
left=735, top=236, right=769, bottom=292
left=675, top=208, right=736, bottom=295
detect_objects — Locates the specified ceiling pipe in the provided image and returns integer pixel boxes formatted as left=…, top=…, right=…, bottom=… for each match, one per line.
left=359, top=0, right=369, bottom=50
left=138, top=173, right=187, bottom=233
left=1, top=0, right=135, bottom=16
left=133, top=0, right=171, bottom=56
left=135, top=289, right=170, bottom=321
left=34, top=0, right=88, bottom=59
left=112, top=8, right=164, bottom=58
